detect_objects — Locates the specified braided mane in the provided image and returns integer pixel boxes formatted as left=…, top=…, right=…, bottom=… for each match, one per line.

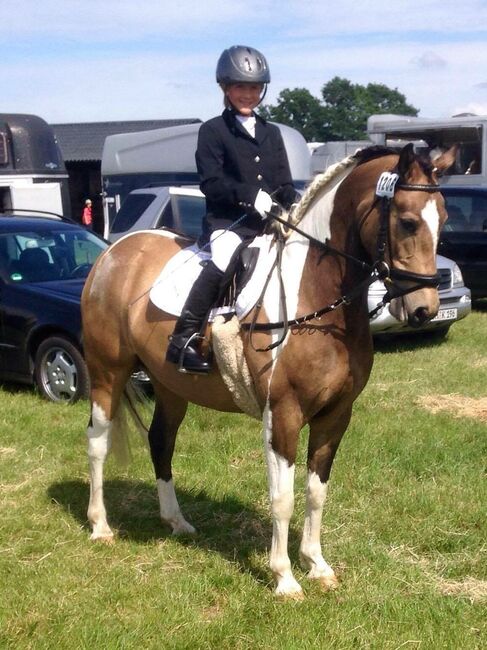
left=289, top=154, right=358, bottom=226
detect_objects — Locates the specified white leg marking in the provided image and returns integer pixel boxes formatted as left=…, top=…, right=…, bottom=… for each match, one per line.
left=421, top=199, right=440, bottom=250
left=263, top=404, right=303, bottom=597
left=87, top=402, right=114, bottom=540
left=156, top=479, right=195, bottom=535
left=300, top=472, right=338, bottom=589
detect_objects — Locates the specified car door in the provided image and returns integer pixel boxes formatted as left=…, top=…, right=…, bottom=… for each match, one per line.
left=0, top=233, right=33, bottom=380
left=439, top=190, right=487, bottom=298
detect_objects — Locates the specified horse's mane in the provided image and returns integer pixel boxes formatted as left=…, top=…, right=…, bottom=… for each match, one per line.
left=289, top=153, right=358, bottom=225
left=288, top=145, right=435, bottom=228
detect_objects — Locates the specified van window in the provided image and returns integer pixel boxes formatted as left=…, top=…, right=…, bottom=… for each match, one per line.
left=111, top=193, right=157, bottom=233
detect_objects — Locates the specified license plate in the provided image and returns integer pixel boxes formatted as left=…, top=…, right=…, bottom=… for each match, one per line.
left=431, top=308, right=457, bottom=322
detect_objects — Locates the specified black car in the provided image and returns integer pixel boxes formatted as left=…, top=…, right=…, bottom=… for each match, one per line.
left=439, top=186, right=487, bottom=299
left=0, top=214, right=107, bottom=402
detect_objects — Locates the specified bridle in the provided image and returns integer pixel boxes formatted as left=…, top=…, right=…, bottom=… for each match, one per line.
left=366, top=171, right=442, bottom=304
left=241, top=170, right=443, bottom=351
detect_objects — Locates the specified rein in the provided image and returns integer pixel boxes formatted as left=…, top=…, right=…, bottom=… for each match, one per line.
left=241, top=171, right=442, bottom=351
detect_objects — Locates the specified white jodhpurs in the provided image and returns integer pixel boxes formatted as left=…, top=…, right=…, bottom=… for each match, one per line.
left=210, top=229, right=243, bottom=272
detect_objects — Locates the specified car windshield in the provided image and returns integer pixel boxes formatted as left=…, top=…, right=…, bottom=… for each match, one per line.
left=111, top=193, right=157, bottom=233
left=0, top=228, right=107, bottom=284
left=443, top=192, right=487, bottom=232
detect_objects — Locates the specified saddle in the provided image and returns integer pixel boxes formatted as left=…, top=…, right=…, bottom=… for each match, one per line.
left=149, top=233, right=277, bottom=322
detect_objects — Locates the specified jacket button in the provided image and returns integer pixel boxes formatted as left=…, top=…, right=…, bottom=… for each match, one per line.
left=257, top=174, right=263, bottom=181
left=254, top=156, right=260, bottom=163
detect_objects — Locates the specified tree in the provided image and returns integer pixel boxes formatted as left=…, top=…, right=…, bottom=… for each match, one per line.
left=259, top=88, right=327, bottom=142
left=259, top=76, right=418, bottom=141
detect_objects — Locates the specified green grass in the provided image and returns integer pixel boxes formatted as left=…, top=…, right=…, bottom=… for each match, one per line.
left=1, top=309, right=486, bottom=649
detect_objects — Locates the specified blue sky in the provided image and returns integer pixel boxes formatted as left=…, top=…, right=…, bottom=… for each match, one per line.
left=4, top=0, right=487, bottom=129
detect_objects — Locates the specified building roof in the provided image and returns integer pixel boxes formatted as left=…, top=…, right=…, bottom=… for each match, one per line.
left=51, top=119, right=201, bottom=163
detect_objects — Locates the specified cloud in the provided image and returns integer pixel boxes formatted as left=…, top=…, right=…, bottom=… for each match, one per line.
left=3, top=1, right=487, bottom=123
left=410, top=51, right=448, bottom=69
left=451, top=102, right=487, bottom=116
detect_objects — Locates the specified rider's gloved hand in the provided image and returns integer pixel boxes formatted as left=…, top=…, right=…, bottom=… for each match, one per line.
left=253, top=189, right=273, bottom=219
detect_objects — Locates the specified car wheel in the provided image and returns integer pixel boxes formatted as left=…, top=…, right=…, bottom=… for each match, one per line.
left=34, top=336, right=90, bottom=403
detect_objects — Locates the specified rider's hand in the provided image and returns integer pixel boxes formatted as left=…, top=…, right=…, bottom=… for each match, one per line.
left=253, top=189, right=273, bottom=219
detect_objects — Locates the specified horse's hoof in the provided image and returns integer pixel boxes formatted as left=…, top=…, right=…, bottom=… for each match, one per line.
left=90, top=533, right=115, bottom=545
left=274, top=576, right=304, bottom=600
left=317, top=574, right=339, bottom=591
left=171, top=521, right=196, bottom=536
left=277, top=589, right=305, bottom=601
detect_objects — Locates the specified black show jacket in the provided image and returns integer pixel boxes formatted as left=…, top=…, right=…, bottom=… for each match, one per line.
left=195, top=109, right=295, bottom=238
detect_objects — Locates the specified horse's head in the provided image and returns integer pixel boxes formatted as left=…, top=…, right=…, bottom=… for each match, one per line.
left=359, top=143, right=456, bottom=328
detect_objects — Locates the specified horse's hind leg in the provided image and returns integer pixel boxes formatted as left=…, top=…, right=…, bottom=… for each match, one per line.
left=299, top=405, right=351, bottom=590
left=149, top=384, right=195, bottom=535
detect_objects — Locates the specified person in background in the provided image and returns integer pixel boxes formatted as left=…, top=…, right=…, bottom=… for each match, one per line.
left=165, top=44, right=296, bottom=374
left=82, top=199, right=93, bottom=229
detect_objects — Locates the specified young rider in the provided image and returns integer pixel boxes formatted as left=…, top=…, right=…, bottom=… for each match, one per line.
left=166, top=45, right=296, bottom=374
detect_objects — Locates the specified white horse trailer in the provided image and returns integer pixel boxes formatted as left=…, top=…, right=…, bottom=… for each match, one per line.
left=367, top=113, right=486, bottom=186
left=101, top=122, right=311, bottom=238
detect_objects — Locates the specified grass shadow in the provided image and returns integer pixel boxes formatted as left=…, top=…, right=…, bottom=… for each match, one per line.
left=373, top=330, right=448, bottom=354
left=48, top=478, right=299, bottom=586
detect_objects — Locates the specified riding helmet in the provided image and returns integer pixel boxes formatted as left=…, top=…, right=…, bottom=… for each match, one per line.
left=216, top=45, right=271, bottom=85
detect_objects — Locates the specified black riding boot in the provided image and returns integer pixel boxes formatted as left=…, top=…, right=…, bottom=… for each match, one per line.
left=166, top=261, right=224, bottom=374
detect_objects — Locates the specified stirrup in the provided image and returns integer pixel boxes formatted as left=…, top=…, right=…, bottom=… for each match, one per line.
left=177, top=333, right=212, bottom=375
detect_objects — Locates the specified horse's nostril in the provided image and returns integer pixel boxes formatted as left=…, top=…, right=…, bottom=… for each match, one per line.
left=409, top=306, right=430, bottom=327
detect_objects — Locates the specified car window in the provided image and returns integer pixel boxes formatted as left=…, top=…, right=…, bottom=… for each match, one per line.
left=111, top=193, right=157, bottom=233
left=443, top=193, right=487, bottom=232
left=0, top=228, right=107, bottom=283
left=172, top=195, right=205, bottom=239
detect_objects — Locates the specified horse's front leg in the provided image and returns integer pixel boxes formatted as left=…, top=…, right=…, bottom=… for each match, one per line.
left=299, top=406, right=350, bottom=590
left=263, top=403, right=303, bottom=598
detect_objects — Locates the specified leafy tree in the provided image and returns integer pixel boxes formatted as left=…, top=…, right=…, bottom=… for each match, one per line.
left=259, top=88, right=327, bottom=142
left=259, top=76, right=418, bottom=141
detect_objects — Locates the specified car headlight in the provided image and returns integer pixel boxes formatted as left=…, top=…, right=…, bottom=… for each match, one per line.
left=452, top=262, right=464, bottom=287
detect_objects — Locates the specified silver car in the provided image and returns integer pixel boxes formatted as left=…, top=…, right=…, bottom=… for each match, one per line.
left=368, top=254, right=471, bottom=337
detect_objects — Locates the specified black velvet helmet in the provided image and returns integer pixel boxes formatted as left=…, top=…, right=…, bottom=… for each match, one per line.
left=216, top=45, right=270, bottom=85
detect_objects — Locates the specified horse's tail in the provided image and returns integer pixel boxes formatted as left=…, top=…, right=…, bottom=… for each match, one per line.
left=109, top=381, right=150, bottom=466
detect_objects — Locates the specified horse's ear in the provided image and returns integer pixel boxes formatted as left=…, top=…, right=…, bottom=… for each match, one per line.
left=432, top=144, right=458, bottom=176
left=397, top=143, right=416, bottom=178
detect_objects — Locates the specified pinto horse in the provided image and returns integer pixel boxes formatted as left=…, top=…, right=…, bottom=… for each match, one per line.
left=81, top=144, right=455, bottom=598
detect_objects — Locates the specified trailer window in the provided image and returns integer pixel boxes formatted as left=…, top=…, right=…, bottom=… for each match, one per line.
left=385, top=126, right=482, bottom=176
left=0, top=133, right=8, bottom=165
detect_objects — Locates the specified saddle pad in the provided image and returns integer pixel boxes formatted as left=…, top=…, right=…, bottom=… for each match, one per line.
left=149, top=234, right=277, bottom=320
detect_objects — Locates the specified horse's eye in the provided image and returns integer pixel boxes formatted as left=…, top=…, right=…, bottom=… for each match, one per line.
left=400, top=218, right=418, bottom=234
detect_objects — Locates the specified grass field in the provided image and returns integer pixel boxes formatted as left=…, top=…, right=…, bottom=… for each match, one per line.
left=0, top=308, right=486, bottom=649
